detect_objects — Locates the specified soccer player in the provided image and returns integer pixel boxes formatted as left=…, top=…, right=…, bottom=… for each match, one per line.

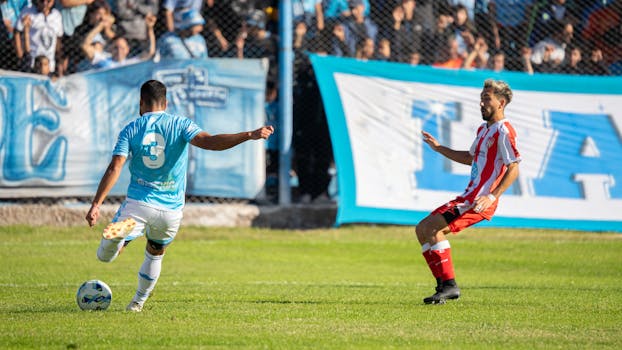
left=85, top=79, right=274, bottom=312
left=417, top=79, right=521, bottom=304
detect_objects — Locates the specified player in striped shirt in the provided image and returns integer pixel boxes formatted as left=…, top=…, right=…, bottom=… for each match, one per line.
left=417, top=79, right=521, bottom=304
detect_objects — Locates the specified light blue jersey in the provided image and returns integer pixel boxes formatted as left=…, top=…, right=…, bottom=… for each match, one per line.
left=113, top=111, right=202, bottom=210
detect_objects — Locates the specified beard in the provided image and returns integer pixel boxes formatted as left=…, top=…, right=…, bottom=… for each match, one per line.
left=481, top=108, right=493, bottom=121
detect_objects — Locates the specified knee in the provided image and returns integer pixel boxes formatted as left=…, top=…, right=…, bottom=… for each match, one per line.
left=146, top=240, right=166, bottom=256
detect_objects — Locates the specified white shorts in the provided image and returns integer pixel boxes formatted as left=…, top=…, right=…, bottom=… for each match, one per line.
left=112, top=199, right=183, bottom=246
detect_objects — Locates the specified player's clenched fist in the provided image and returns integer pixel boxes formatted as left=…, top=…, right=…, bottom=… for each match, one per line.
left=251, top=125, right=275, bottom=140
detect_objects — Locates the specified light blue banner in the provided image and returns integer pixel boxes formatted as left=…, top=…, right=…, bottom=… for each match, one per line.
left=310, top=55, right=622, bottom=232
left=0, top=59, right=267, bottom=199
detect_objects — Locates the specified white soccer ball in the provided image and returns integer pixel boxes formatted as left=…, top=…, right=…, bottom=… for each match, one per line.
left=76, top=280, right=112, bottom=311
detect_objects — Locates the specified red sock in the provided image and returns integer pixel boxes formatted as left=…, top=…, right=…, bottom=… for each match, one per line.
left=422, top=249, right=442, bottom=279
left=429, top=241, right=455, bottom=281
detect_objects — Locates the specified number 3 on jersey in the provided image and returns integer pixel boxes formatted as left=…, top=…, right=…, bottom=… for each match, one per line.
left=141, top=132, right=166, bottom=169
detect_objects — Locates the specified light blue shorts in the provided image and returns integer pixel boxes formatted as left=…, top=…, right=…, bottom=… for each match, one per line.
left=112, top=199, right=183, bottom=246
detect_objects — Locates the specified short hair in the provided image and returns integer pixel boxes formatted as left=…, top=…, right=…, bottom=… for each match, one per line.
left=483, top=79, right=513, bottom=105
left=140, top=80, right=167, bottom=106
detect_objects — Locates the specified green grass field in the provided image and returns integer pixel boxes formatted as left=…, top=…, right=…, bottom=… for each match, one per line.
left=1, top=225, right=621, bottom=349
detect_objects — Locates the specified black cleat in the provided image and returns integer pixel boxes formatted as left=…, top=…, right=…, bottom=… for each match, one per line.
left=423, top=279, right=461, bottom=304
left=435, top=277, right=443, bottom=293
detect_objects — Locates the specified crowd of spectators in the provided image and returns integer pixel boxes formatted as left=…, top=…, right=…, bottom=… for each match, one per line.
left=1, top=0, right=620, bottom=77
left=1, top=0, right=621, bottom=201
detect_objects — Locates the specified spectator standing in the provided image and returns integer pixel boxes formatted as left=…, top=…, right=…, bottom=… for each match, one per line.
left=386, top=0, right=424, bottom=63
left=162, top=0, right=202, bottom=32
left=55, top=0, right=95, bottom=73
left=293, top=0, right=324, bottom=34
left=0, top=3, right=19, bottom=70
left=56, top=0, right=93, bottom=38
left=1, top=0, right=30, bottom=38
left=452, top=3, right=477, bottom=58
left=531, top=19, right=574, bottom=71
left=71, top=1, right=116, bottom=70
left=422, top=7, right=454, bottom=65
left=201, top=0, right=238, bottom=57
left=342, top=0, right=377, bottom=56
left=328, top=21, right=352, bottom=56
left=492, top=0, right=534, bottom=58
left=157, top=7, right=207, bottom=59
left=473, top=0, right=500, bottom=51
left=115, top=0, right=159, bottom=56
left=292, top=56, right=334, bottom=204
left=14, top=0, right=64, bottom=76
left=241, top=9, right=278, bottom=81
left=74, top=0, right=115, bottom=42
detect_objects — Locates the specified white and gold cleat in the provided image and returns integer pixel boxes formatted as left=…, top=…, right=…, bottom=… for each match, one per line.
left=125, top=301, right=143, bottom=312
left=102, top=218, right=136, bottom=240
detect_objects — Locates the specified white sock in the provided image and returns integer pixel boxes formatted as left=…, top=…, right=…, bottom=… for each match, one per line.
left=421, top=242, right=431, bottom=253
left=96, top=238, right=125, bottom=262
left=132, top=251, right=163, bottom=305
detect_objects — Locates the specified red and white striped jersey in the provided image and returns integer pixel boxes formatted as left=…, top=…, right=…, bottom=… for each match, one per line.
left=460, top=119, right=521, bottom=204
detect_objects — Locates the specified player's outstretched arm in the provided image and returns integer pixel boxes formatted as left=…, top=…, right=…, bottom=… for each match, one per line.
left=421, top=130, right=472, bottom=165
left=190, top=126, right=274, bottom=151
left=86, top=155, right=127, bottom=227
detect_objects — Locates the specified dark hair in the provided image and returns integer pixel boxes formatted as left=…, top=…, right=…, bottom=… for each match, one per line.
left=140, top=80, right=167, bottom=106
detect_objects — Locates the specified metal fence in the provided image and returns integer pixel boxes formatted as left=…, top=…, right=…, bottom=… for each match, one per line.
left=1, top=0, right=620, bottom=204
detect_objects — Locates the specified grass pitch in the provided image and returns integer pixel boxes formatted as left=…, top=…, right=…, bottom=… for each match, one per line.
left=1, top=225, right=621, bottom=349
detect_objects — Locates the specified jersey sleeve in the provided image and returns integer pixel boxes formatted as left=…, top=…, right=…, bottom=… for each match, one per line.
left=112, top=124, right=132, bottom=157
left=498, top=125, right=521, bottom=165
left=181, top=117, right=202, bottom=142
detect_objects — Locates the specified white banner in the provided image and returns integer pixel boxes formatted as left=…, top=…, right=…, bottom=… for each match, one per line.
left=0, top=59, right=267, bottom=199
left=311, top=55, right=622, bottom=232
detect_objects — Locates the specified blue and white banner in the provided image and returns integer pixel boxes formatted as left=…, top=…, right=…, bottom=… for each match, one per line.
left=310, top=55, right=622, bottom=232
left=0, top=59, right=267, bottom=199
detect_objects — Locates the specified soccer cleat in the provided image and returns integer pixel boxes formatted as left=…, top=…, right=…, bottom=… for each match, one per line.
left=102, top=218, right=136, bottom=240
left=125, top=301, right=143, bottom=312
left=435, top=277, right=443, bottom=293
left=423, top=279, right=461, bottom=305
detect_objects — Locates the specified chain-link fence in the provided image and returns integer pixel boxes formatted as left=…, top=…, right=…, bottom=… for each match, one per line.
left=2, top=0, right=621, bottom=204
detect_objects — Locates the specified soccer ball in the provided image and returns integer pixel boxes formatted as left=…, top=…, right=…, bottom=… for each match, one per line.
left=76, top=280, right=112, bottom=311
